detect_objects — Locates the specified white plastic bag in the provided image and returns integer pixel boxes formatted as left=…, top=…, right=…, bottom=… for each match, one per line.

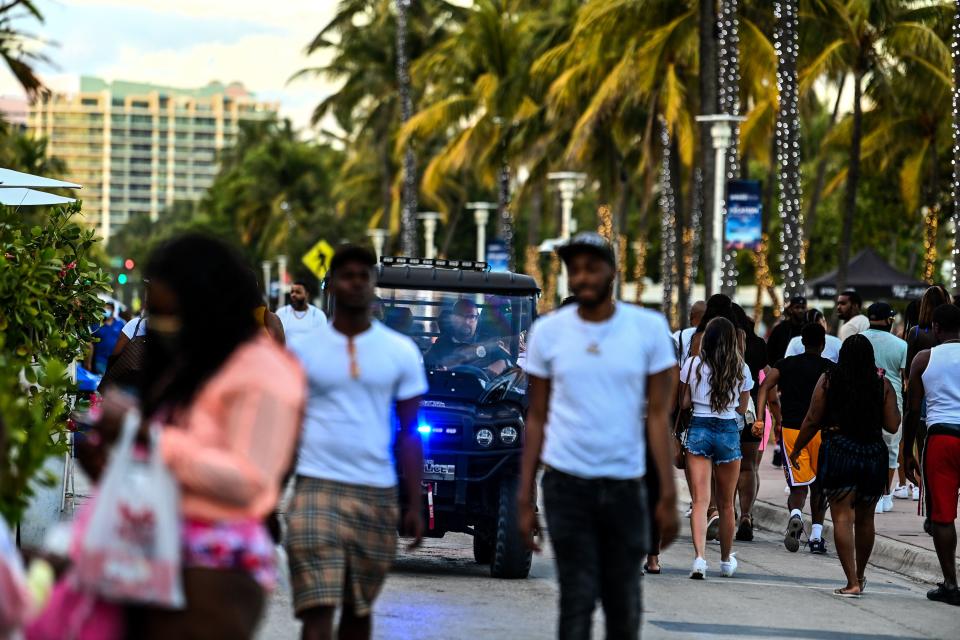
left=74, top=412, right=183, bottom=608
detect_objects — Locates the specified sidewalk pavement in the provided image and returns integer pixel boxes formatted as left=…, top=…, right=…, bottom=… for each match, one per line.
left=745, top=447, right=959, bottom=585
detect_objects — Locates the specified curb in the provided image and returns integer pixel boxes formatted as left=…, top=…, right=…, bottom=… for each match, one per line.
left=749, top=497, right=955, bottom=585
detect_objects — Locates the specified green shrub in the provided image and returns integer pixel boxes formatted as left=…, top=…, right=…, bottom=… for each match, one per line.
left=0, top=202, right=108, bottom=523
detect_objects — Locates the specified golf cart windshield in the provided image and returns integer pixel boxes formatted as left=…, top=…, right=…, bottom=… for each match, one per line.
left=374, top=288, right=534, bottom=382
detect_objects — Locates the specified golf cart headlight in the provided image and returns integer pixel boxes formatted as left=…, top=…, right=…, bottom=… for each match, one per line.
left=476, top=428, right=494, bottom=447
left=499, top=425, right=518, bottom=445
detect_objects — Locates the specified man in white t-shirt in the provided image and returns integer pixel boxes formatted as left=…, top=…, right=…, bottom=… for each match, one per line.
left=784, top=309, right=842, bottom=362
left=518, top=232, right=678, bottom=640
left=276, top=280, right=327, bottom=361
left=286, top=246, right=428, bottom=640
left=837, top=290, right=869, bottom=341
left=673, top=299, right=706, bottom=362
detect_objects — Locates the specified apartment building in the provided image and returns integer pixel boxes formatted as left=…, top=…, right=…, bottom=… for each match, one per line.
left=29, top=76, right=278, bottom=243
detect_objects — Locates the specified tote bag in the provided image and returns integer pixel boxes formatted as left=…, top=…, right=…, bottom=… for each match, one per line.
left=74, top=412, right=184, bottom=608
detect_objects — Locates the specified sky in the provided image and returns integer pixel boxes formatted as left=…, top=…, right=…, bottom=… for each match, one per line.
left=0, top=0, right=340, bottom=132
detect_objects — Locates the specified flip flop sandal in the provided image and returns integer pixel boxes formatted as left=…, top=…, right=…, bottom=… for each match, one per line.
left=833, top=588, right=861, bottom=598
left=643, top=564, right=662, bottom=575
left=859, top=577, right=867, bottom=594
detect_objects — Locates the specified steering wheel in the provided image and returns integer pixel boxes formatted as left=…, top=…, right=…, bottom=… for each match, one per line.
left=449, top=364, right=491, bottom=383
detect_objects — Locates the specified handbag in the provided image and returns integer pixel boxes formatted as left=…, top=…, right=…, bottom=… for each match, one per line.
left=74, top=412, right=184, bottom=608
left=98, top=317, right=145, bottom=393
left=672, top=357, right=694, bottom=469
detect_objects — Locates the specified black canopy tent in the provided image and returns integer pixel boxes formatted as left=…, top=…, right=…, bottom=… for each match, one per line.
left=806, top=248, right=928, bottom=300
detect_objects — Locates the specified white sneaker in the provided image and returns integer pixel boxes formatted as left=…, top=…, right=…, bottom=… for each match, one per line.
left=912, top=485, right=921, bottom=501
left=690, top=557, right=707, bottom=580
left=882, top=494, right=894, bottom=512
left=892, top=484, right=910, bottom=499
left=875, top=499, right=884, bottom=514
left=720, top=554, right=738, bottom=578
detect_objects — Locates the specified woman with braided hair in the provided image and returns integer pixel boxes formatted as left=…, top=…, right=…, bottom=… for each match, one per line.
left=789, top=335, right=900, bottom=597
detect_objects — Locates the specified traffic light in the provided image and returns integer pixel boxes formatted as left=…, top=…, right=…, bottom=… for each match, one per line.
left=117, top=273, right=128, bottom=285
left=124, top=258, right=135, bottom=270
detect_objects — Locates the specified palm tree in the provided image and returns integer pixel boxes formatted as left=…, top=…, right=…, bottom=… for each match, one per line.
left=398, top=0, right=556, bottom=268
left=775, top=0, right=804, bottom=300
left=802, top=0, right=951, bottom=296
left=953, top=1, right=960, bottom=291
left=295, top=1, right=462, bottom=247
left=0, top=1, right=48, bottom=97
left=396, top=0, right=418, bottom=256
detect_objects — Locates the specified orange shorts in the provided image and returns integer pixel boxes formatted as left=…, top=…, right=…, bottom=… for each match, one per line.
left=781, top=428, right=821, bottom=487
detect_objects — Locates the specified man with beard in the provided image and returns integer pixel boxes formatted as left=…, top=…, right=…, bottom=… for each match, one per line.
left=287, top=246, right=427, bottom=640
left=837, top=290, right=870, bottom=342
left=276, top=280, right=327, bottom=362
left=425, top=299, right=511, bottom=375
left=767, top=296, right=808, bottom=364
left=518, top=232, right=679, bottom=639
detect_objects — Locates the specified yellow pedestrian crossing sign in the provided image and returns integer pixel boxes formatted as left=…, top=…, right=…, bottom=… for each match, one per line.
left=302, top=238, right=335, bottom=279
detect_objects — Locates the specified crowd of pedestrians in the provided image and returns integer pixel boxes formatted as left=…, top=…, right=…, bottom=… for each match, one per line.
left=3, top=230, right=960, bottom=640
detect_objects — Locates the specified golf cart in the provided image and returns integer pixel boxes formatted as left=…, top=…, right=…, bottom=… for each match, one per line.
left=331, top=256, right=539, bottom=578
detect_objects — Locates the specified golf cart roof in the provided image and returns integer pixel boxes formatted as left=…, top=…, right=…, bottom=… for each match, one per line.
left=375, top=257, right=539, bottom=295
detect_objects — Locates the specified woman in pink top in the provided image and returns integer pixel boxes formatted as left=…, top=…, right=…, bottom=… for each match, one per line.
left=95, top=234, right=305, bottom=638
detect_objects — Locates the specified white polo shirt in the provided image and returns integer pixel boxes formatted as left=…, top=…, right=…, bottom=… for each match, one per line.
left=524, top=303, right=677, bottom=479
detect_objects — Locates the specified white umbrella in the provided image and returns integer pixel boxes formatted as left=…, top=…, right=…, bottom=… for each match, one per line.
left=0, top=167, right=81, bottom=189
left=0, top=187, right=76, bottom=206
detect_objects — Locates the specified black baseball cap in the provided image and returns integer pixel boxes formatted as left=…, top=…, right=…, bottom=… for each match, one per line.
left=788, top=295, right=807, bottom=308
left=867, top=301, right=895, bottom=322
left=556, top=232, right=616, bottom=268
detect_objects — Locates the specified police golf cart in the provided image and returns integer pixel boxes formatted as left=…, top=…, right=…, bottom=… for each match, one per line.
left=330, top=256, right=539, bottom=578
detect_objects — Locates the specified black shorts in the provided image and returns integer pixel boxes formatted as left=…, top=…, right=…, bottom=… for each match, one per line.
left=740, top=423, right=761, bottom=444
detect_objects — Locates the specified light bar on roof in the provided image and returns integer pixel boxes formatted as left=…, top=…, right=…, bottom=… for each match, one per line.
left=380, top=256, right=489, bottom=271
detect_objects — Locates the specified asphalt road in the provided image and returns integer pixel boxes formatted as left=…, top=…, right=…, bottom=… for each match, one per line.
left=257, top=519, right=958, bottom=640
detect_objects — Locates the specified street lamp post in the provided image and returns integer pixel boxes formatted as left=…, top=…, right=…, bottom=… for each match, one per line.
left=261, top=260, right=272, bottom=310
left=467, top=202, right=496, bottom=262
left=548, top=172, right=586, bottom=300
left=277, top=254, right=288, bottom=306
left=367, top=229, right=390, bottom=261
left=418, top=211, right=442, bottom=259
left=695, top=114, right=746, bottom=297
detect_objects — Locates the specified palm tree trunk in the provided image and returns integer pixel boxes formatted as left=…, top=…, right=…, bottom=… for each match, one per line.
left=718, top=0, right=741, bottom=298
left=396, top=0, right=418, bottom=256
left=836, top=69, right=863, bottom=299
left=952, top=3, right=960, bottom=292
left=498, top=152, right=513, bottom=270
left=803, top=76, right=845, bottom=244
left=674, top=136, right=690, bottom=322
left=660, top=119, right=677, bottom=323
left=775, top=0, right=804, bottom=300
left=699, top=0, right=719, bottom=297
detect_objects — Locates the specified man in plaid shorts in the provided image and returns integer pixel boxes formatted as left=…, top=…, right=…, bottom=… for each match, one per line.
left=287, top=245, right=428, bottom=639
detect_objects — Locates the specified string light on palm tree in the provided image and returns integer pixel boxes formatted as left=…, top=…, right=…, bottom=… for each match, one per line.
left=395, top=0, right=418, bottom=257
left=952, top=0, right=960, bottom=291
left=659, top=118, right=677, bottom=323
left=718, top=0, right=742, bottom=296
left=633, top=239, right=648, bottom=304
left=924, top=206, right=939, bottom=284
left=775, top=0, right=805, bottom=300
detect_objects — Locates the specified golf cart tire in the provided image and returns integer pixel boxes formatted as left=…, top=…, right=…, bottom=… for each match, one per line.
left=473, top=527, right=493, bottom=564
left=491, top=476, right=532, bottom=579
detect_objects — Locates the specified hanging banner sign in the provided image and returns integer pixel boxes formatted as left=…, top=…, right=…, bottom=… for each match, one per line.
left=486, top=239, right=509, bottom=272
left=725, top=180, right=762, bottom=251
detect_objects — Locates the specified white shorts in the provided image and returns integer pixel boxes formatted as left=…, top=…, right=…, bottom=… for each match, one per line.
left=882, top=424, right=902, bottom=469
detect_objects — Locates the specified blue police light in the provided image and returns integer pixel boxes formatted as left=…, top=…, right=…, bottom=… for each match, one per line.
left=417, top=424, right=432, bottom=436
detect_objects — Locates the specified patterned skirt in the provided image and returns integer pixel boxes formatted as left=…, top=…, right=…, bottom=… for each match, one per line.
left=818, top=432, right=888, bottom=508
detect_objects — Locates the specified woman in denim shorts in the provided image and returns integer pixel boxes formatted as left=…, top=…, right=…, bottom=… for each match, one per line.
left=680, top=318, right=754, bottom=579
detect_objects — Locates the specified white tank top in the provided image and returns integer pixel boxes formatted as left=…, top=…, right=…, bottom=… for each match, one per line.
left=921, top=343, right=960, bottom=426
